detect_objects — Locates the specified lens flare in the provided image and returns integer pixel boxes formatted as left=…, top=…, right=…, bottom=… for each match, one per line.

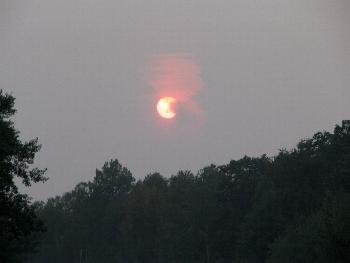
left=157, top=97, right=176, bottom=119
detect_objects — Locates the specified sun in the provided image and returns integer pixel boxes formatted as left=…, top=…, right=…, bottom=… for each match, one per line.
left=157, top=97, right=176, bottom=119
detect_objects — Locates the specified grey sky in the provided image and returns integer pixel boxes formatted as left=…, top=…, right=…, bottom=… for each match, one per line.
left=1, top=0, right=349, bottom=200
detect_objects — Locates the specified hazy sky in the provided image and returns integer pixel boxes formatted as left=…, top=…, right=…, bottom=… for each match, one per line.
left=1, top=0, right=349, bottom=200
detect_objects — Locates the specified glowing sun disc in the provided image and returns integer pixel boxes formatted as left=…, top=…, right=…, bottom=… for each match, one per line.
left=157, top=97, right=176, bottom=119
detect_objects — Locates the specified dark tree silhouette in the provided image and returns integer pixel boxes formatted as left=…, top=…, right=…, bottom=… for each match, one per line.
left=27, top=121, right=350, bottom=263
left=0, top=90, right=46, bottom=262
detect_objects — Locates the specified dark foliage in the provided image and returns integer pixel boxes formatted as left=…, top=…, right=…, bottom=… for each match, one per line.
left=0, top=90, right=47, bottom=262
left=25, top=120, right=350, bottom=263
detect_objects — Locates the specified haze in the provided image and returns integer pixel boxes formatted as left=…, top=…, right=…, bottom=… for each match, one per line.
left=1, top=0, right=349, bottom=200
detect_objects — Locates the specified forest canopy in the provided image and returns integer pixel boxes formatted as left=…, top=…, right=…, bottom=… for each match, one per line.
left=28, top=121, right=350, bottom=263
left=1, top=90, right=349, bottom=263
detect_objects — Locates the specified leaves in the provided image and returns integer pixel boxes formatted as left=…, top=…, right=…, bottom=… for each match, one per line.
left=23, top=118, right=350, bottom=263
left=0, top=90, right=46, bottom=262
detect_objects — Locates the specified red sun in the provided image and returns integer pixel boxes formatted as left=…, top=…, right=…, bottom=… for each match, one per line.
left=157, top=97, right=176, bottom=119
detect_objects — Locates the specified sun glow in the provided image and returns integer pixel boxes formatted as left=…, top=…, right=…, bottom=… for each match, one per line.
left=157, top=97, right=176, bottom=119
left=150, top=54, right=204, bottom=125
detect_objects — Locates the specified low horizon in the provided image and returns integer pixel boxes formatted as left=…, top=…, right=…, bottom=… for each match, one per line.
left=22, top=120, right=345, bottom=201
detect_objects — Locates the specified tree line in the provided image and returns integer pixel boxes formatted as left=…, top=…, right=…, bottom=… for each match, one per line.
left=30, top=122, right=350, bottom=263
left=1, top=90, right=349, bottom=262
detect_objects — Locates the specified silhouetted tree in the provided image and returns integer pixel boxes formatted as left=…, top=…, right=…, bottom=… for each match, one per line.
left=0, top=90, right=46, bottom=262
left=28, top=120, right=350, bottom=263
